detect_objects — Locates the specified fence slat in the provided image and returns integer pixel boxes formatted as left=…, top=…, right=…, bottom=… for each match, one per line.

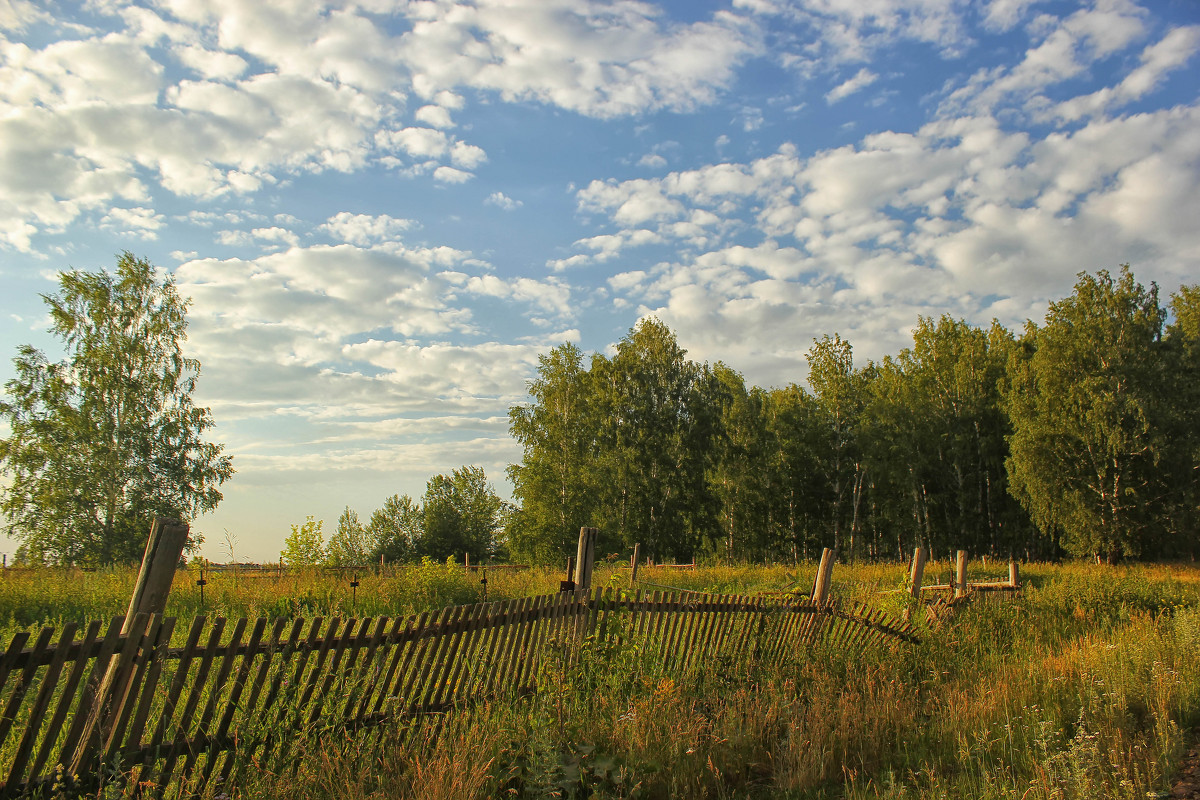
left=5, top=624, right=77, bottom=788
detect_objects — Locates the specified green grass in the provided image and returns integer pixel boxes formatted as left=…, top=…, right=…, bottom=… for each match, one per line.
left=3, top=560, right=1198, bottom=798
left=230, top=561, right=1200, bottom=799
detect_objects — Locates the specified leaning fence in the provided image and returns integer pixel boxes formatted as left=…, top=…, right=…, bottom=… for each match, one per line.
left=0, top=587, right=916, bottom=798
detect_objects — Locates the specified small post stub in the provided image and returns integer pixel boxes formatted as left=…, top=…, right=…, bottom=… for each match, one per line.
left=812, top=547, right=834, bottom=605
left=1009, top=559, right=1020, bottom=589
left=908, top=546, right=928, bottom=599
left=955, top=549, right=968, bottom=598
left=574, top=526, right=598, bottom=592
left=630, top=543, right=641, bottom=589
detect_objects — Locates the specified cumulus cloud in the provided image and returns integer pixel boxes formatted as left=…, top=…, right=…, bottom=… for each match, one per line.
left=485, top=191, right=522, bottom=210
left=574, top=102, right=1200, bottom=381
left=99, top=206, right=165, bottom=238
left=0, top=0, right=760, bottom=251
left=319, top=212, right=417, bottom=245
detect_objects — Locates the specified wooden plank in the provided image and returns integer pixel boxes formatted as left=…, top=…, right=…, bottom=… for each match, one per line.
left=176, top=617, right=247, bottom=792
left=438, top=604, right=488, bottom=708
left=0, top=631, right=31, bottom=692
left=218, top=616, right=289, bottom=790
left=483, top=599, right=525, bottom=697
left=368, top=614, right=421, bottom=719
left=0, top=626, right=54, bottom=763
left=190, top=616, right=265, bottom=795
left=140, top=615, right=206, bottom=784
left=103, top=614, right=167, bottom=762
left=118, top=616, right=178, bottom=756
left=56, top=618, right=124, bottom=777
left=511, top=595, right=548, bottom=693
left=306, top=616, right=359, bottom=726
left=340, top=616, right=390, bottom=723
left=464, top=602, right=506, bottom=699
left=490, top=597, right=530, bottom=696
left=251, top=617, right=322, bottom=771
left=29, top=620, right=102, bottom=781
left=5, top=623, right=78, bottom=789
left=400, top=607, right=452, bottom=713
left=424, top=604, right=470, bottom=705
left=151, top=616, right=228, bottom=793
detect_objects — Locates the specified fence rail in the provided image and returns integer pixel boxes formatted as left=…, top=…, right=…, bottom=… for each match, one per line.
left=0, top=588, right=916, bottom=798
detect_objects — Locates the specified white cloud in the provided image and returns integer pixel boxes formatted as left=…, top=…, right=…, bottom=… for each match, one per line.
left=176, top=44, right=249, bottom=81
left=568, top=102, right=1200, bottom=380
left=939, top=1, right=1150, bottom=118
left=415, top=104, right=455, bottom=128
left=826, top=67, right=878, bottom=104
left=485, top=191, right=522, bottom=210
left=98, top=206, right=165, bottom=238
left=638, top=153, right=667, bottom=169
left=433, top=165, right=473, bottom=183
left=397, top=0, right=762, bottom=118
left=319, top=212, right=417, bottom=245
left=1051, top=25, right=1200, bottom=121
left=450, top=141, right=487, bottom=169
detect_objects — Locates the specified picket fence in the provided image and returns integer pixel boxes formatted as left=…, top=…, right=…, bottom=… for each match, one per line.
left=0, top=587, right=917, bottom=798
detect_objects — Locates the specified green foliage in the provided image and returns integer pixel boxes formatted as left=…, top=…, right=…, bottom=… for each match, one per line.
left=367, top=493, right=421, bottom=563
left=1004, top=267, right=1171, bottom=561
left=503, top=267, right=1196, bottom=566
left=0, top=252, right=233, bottom=565
left=508, top=342, right=597, bottom=563
left=325, top=506, right=370, bottom=566
left=281, top=515, right=326, bottom=566
left=420, top=466, right=504, bottom=561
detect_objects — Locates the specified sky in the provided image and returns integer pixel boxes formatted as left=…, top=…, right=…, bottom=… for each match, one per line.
left=1, top=0, right=1198, bottom=562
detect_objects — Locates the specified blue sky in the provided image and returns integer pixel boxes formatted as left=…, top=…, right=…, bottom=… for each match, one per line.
left=1, top=0, right=1197, bottom=561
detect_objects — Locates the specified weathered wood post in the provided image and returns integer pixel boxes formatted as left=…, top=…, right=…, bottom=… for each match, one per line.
left=70, top=516, right=189, bottom=776
left=908, top=546, right=928, bottom=599
left=574, top=526, right=598, bottom=592
left=124, top=516, right=189, bottom=625
left=812, top=547, right=834, bottom=605
left=1009, top=559, right=1020, bottom=589
left=630, top=543, right=641, bottom=589
left=955, top=549, right=968, bottom=598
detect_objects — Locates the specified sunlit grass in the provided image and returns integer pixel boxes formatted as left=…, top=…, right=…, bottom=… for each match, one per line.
left=3, top=559, right=1198, bottom=798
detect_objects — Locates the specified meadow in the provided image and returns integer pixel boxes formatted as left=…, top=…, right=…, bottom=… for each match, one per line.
left=1, top=558, right=1197, bottom=798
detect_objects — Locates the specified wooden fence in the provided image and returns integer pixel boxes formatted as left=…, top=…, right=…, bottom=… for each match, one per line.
left=0, top=587, right=915, bottom=798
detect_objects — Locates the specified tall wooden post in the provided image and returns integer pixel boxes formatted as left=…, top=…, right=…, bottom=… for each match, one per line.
left=574, top=527, right=598, bottom=592
left=629, top=543, right=641, bottom=589
left=1009, top=559, right=1020, bottom=589
left=908, top=546, right=927, bottom=599
left=812, top=547, right=834, bottom=605
left=70, top=516, right=188, bottom=776
left=955, top=549, right=968, bottom=598
left=124, top=516, right=189, bottom=628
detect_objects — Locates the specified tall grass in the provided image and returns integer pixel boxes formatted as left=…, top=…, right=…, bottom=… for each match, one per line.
left=3, top=559, right=1197, bottom=798
left=235, top=562, right=1200, bottom=800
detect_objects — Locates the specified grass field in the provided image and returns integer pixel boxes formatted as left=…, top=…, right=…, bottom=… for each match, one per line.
left=2, top=559, right=1198, bottom=798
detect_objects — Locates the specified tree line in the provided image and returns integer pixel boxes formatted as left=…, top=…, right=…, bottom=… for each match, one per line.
left=281, top=466, right=510, bottom=567
left=3, top=257, right=1195, bottom=567
left=507, top=267, right=1199, bottom=565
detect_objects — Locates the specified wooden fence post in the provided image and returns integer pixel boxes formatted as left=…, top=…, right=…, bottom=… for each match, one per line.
left=124, top=516, right=189, bottom=625
left=908, top=547, right=927, bottom=599
left=574, top=527, right=597, bottom=592
left=812, top=547, right=834, bottom=605
left=70, top=516, right=188, bottom=776
left=955, top=550, right=968, bottom=598
left=1009, top=559, right=1020, bottom=589
left=630, top=543, right=641, bottom=589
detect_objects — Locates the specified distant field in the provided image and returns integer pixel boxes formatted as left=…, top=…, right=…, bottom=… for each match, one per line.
left=2, top=559, right=1197, bottom=798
